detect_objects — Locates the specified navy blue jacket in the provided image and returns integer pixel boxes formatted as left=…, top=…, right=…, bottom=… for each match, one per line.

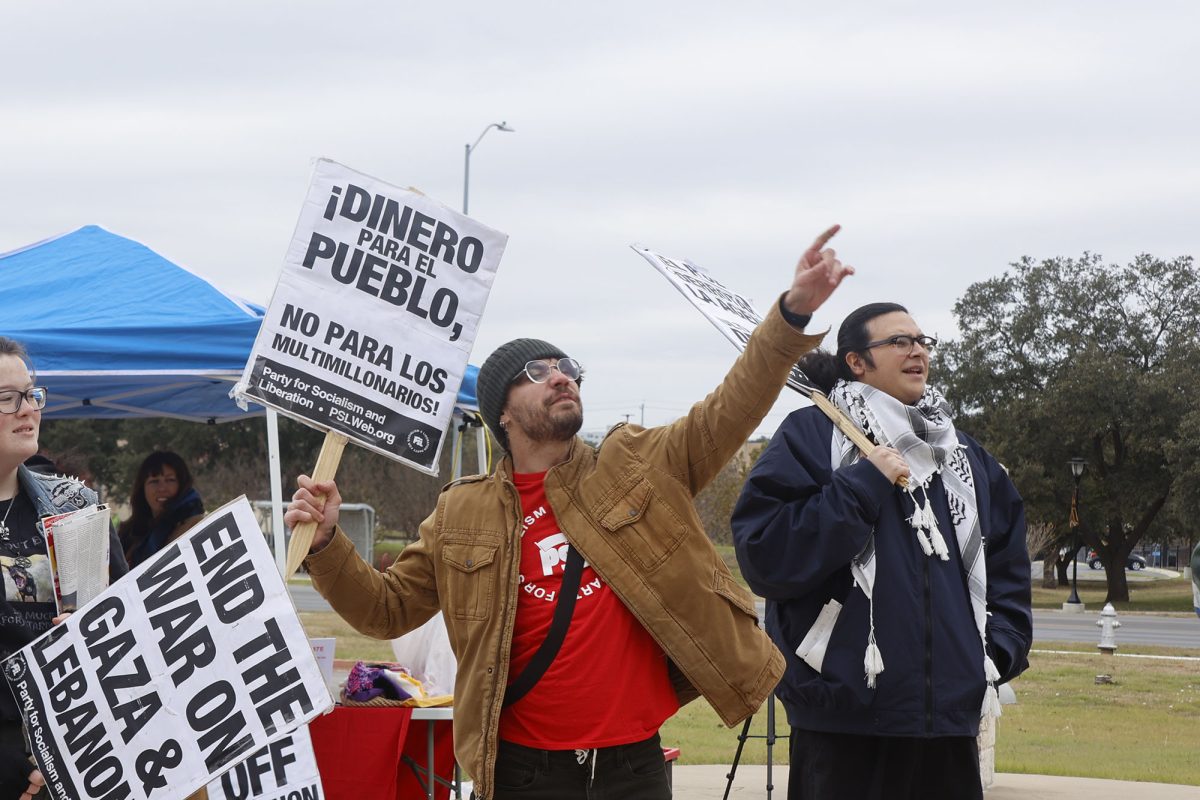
left=732, top=408, right=1031, bottom=738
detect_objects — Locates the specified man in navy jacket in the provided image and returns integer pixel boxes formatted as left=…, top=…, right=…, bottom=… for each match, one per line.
left=732, top=302, right=1032, bottom=800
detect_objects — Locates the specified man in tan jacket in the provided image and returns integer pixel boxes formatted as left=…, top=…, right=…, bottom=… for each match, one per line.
left=286, top=226, right=852, bottom=799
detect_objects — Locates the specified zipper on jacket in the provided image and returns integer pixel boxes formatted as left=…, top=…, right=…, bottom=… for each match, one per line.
left=923, top=555, right=934, bottom=734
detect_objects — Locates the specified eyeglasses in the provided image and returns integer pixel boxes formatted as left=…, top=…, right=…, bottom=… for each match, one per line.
left=863, top=334, right=938, bottom=354
left=514, top=358, right=584, bottom=384
left=0, top=387, right=48, bottom=414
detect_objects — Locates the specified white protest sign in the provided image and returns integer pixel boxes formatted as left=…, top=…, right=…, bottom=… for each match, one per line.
left=2, top=497, right=333, bottom=800
left=235, top=158, right=508, bottom=475
left=206, top=726, right=324, bottom=800
left=631, top=244, right=812, bottom=394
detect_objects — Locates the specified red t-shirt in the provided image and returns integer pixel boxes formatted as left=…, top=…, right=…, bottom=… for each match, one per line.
left=498, top=471, right=679, bottom=749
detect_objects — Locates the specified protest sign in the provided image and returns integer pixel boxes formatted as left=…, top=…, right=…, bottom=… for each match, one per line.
left=631, top=244, right=812, bottom=394
left=235, top=158, right=507, bottom=475
left=633, top=243, right=894, bottom=470
left=2, top=497, right=333, bottom=800
left=206, top=726, right=324, bottom=800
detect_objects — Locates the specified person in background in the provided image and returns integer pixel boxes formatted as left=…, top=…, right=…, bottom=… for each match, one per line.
left=118, top=451, right=205, bottom=568
left=731, top=302, right=1032, bottom=800
left=0, top=336, right=127, bottom=799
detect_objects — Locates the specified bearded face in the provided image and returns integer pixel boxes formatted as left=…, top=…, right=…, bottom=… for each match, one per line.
left=501, top=367, right=584, bottom=445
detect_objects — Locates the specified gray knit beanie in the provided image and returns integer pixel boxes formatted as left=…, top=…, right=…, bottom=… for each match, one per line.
left=476, top=338, right=569, bottom=451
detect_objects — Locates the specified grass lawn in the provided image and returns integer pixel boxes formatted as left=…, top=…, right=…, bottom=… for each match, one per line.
left=298, top=612, right=397, bottom=662
left=999, top=645, right=1200, bottom=785
left=1032, top=575, right=1195, bottom=612
left=374, top=536, right=411, bottom=561
left=660, top=645, right=1200, bottom=785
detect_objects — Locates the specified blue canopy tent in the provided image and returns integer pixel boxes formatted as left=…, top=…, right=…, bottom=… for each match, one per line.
left=2, top=225, right=266, bottom=422
left=1, top=225, right=487, bottom=566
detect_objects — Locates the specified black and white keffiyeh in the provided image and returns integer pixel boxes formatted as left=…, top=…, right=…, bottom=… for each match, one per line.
left=829, top=380, right=1001, bottom=720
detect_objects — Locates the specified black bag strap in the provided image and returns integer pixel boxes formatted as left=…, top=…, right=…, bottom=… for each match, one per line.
left=503, top=545, right=584, bottom=707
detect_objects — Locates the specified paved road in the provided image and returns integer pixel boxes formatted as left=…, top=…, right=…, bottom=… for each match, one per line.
left=1032, top=608, right=1198, bottom=648
left=745, top=600, right=1197, bottom=648
left=289, top=581, right=332, bottom=612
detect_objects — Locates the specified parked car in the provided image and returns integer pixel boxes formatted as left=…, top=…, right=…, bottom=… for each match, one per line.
left=1087, top=550, right=1147, bottom=571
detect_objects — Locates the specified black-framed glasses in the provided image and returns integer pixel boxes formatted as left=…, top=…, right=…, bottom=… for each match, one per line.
left=513, top=358, right=584, bottom=384
left=0, top=387, right=48, bottom=414
left=863, top=334, right=937, bottom=353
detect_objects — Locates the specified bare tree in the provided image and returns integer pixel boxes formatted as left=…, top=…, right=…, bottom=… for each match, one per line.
left=1026, top=521, right=1059, bottom=589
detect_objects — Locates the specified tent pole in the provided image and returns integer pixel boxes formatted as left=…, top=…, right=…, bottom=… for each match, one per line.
left=476, top=424, right=487, bottom=475
left=266, top=408, right=286, bottom=576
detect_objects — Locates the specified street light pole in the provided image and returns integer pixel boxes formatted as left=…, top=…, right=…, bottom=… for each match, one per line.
left=463, top=121, right=514, bottom=215
left=1066, top=457, right=1087, bottom=610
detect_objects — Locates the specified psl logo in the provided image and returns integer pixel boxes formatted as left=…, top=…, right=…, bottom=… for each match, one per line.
left=536, top=533, right=569, bottom=577
left=3, top=655, right=25, bottom=682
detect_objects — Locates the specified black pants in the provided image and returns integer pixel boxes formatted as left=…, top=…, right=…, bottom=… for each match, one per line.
left=788, top=728, right=983, bottom=800
left=489, top=733, right=671, bottom=800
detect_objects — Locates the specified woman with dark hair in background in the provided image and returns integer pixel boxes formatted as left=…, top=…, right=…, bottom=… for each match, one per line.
left=0, top=336, right=129, bottom=799
left=118, top=451, right=205, bottom=568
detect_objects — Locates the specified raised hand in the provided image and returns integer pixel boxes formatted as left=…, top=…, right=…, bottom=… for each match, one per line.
left=784, top=224, right=855, bottom=316
left=285, top=475, right=343, bottom=554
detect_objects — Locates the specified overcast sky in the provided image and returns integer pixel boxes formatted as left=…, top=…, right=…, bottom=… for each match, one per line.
left=4, top=2, right=1198, bottom=444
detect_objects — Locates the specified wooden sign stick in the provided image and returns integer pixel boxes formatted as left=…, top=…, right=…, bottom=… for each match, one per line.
left=285, top=430, right=349, bottom=577
left=802, top=387, right=910, bottom=490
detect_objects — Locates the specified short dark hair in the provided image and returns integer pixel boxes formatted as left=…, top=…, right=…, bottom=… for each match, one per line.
left=0, top=337, right=34, bottom=377
left=797, top=302, right=908, bottom=394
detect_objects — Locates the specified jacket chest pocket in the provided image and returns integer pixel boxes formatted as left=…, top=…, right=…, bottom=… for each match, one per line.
left=596, top=476, right=686, bottom=571
left=442, top=535, right=502, bottom=621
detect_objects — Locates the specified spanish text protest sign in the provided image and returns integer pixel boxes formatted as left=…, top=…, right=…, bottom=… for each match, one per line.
left=2, top=497, right=332, bottom=800
left=206, top=726, right=324, bottom=800
left=236, top=159, right=507, bottom=475
left=631, top=244, right=811, bottom=393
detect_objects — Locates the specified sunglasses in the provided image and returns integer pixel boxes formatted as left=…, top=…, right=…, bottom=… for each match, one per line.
left=513, top=358, right=584, bottom=384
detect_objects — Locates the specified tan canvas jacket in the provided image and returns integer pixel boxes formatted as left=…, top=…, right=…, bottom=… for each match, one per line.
left=306, top=299, right=824, bottom=799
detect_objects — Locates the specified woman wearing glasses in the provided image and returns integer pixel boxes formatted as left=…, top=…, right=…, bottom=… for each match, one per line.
left=0, top=337, right=128, bottom=799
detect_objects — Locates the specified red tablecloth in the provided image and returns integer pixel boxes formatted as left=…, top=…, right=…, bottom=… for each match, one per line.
left=309, top=706, right=456, bottom=800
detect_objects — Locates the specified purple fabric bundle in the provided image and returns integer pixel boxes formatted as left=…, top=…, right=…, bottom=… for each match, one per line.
left=345, top=661, right=419, bottom=702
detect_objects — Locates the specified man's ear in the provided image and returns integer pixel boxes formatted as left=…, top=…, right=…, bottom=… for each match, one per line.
left=846, top=351, right=867, bottom=378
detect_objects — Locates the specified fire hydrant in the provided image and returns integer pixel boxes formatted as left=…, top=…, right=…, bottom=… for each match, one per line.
left=1097, top=602, right=1120, bottom=654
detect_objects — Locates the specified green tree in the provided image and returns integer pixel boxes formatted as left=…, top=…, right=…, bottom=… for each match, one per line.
left=939, top=252, right=1200, bottom=602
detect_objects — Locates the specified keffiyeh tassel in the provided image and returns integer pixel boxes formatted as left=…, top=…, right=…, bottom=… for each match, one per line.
left=864, top=632, right=885, bottom=689
left=906, top=486, right=950, bottom=561
left=982, top=683, right=1002, bottom=719
left=864, top=595, right=885, bottom=688
left=921, top=488, right=951, bottom=561
left=928, top=525, right=950, bottom=561
left=914, top=527, right=934, bottom=556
